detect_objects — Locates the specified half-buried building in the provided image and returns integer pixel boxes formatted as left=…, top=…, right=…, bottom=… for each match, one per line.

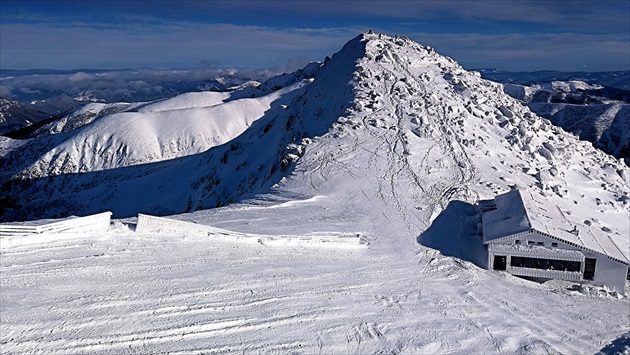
left=480, top=189, right=629, bottom=292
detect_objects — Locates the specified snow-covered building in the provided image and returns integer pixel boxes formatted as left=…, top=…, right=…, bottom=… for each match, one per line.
left=480, top=189, right=629, bottom=292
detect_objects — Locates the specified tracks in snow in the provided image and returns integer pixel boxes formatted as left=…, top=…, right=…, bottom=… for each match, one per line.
left=2, top=214, right=628, bottom=354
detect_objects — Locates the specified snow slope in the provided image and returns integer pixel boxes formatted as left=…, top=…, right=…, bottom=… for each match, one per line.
left=501, top=81, right=630, bottom=164
left=0, top=82, right=307, bottom=178
left=1, top=33, right=629, bottom=353
left=1, top=216, right=628, bottom=354
left=31, top=102, right=139, bottom=137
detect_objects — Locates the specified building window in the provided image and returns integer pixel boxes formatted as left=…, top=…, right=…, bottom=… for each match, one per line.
left=535, top=258, right=549, bottom=269
left=551, top=242, right=558, bottom=247
left=511, top=256, right=524, bottom=267
left=528, top=241, right=536, bottom=245
left=515, top=240, right=521, bottom=245
left=537, top=242, right=544, bottom=246
left=565, top=261, right=581, bottom=272
left=509, top=256, right=581, bottom=272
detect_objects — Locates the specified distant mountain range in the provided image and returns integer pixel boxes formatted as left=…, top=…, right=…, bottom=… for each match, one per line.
left=477, top=69, right=630, bottom=91
left=490, top=77, right=630, bottom=164
left=0, top=68, right=278, bottom=134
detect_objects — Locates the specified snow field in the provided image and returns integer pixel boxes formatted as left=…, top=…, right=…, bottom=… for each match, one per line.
left=0, top=211, right=111, bottom=239
left=1, top=200, right=628, bottom=354
left=136, top=213, right=365, bottom=249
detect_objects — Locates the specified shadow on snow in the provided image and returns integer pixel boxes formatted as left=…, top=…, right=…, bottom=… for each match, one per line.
left=417, top=200, right=487, bottom=269
left=597, top=332, right=630, bottom=355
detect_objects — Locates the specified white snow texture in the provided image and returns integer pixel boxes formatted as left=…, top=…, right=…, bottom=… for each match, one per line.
left=1, top=33, right=629, bottom=354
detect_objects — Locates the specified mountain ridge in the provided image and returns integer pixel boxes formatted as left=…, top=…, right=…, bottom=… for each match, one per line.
left=1, top=33, right=628, bottom=259
left=0, top=34, right=364, bottom=220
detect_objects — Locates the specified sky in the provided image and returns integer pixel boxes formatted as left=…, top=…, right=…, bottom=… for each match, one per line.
left=1, top=0, right=629, bottom=72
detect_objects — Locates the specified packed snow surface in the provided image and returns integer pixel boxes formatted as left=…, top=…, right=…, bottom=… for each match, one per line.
left=1, top=33, right=629, bottom=354
left=1, top=209, right=628, bottom=354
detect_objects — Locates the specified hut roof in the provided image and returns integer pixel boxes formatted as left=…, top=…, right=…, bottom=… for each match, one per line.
left=482, top=189, right=629, bottom=265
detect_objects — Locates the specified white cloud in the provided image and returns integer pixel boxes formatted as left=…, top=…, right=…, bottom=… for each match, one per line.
left=0, top=67, right=279, bottom=102
left=1, top=19, right=628, bottom=73
left=402, top=32, right=630, bottom=71
left=0, top=22, right=359, bottom=70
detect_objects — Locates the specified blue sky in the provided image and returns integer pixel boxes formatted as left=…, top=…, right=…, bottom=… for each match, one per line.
left=1, top=0, right=629, bottom=72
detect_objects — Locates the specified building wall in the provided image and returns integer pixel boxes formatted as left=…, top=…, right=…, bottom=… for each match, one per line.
left=585, top=252, right=628, bottom=292
left=487, top=230, right=628, bottom=292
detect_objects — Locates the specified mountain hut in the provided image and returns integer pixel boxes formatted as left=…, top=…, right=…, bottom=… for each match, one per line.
left=479, top=189, right=629, bottom=292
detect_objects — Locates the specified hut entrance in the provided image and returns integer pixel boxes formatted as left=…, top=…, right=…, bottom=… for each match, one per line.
left=584, top=258, right=596, bottom=280
left=493, top=255, right=507, bottom=271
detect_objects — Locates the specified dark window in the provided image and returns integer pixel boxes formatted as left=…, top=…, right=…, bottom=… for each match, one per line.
left=565, top=261, right=581, bottom=272
left=493, top=255, right=507, bottom=271
left=511, top=256, right=524, bottom=268
left=551, top=242, right=558, bottom=247
left=537, top=242, right=544, bottom=246
left=550, top=260, right=564, bottom=270
left=528, top=241, right=536, bottom=245
left=584, top=258, right=596, bottom=280
left=509, top=256, right=582, bottom=273
left=535, top=259, right=549, bottom=269
left=515, top=240, right=521, bottom=245
left=524, top=257, right=536, bottom=268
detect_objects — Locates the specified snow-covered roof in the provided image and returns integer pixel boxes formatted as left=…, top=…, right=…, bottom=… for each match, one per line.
left=482, top=190, right=629, bottom=265
left=481, top=190, right=530, bottom=242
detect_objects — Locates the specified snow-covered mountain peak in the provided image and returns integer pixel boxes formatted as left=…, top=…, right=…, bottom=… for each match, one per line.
left=279, top=32, right=629, bottom=245
left=1, top=33, right=628, bottom=257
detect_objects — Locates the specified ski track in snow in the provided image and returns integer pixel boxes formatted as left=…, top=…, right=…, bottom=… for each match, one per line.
left=1, top=220, right=627, bottom=354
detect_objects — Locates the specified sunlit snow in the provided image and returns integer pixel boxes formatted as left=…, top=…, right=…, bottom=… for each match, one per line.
left=1, top=33, right=629, bottom=354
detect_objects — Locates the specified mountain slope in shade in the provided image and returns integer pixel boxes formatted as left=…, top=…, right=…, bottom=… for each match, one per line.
left=1, top=33, right=629, bottom=355
left=0, top=95, right=80, bottom=135
left=0, top=98, right=35, bottom=134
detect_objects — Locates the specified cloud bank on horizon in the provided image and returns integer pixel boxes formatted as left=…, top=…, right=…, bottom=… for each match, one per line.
left=1, top=0, right=629, bottom=72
